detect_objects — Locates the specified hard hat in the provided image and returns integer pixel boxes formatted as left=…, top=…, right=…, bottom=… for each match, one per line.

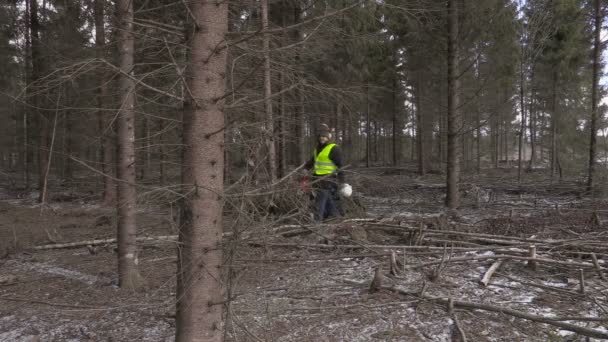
left=339, top=183, right=352, bottom=197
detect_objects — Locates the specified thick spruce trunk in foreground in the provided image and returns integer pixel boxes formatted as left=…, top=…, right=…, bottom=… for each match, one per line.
left=175, top=0, right=229, bottom=340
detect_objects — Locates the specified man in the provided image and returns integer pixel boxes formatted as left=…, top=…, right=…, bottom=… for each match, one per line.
left=304, top=124, right=346, bottom=221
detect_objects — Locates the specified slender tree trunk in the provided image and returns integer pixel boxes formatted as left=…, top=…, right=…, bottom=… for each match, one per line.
left=446, top=0, right=460, bottom=209
left=175, top=1, right=228, bottom=340
left=504, top=113, right=509, bottom=164
left=278, top=71, right=287, bottom=177
left=30, top=0, right=48, bottom=201
left=392, top=75, right=398, bottom=166
left=518, top=57, right=526, bottom=182
left=262, top=0, right=276, bottom=183
left=540, top=110, right=545, bottom=162
left=95, top=0, right=115, bottom=204
left=115, top=0, right=142, bottom=289
left=587, top=0, right=602, bottom=192
left=528, top=75, right=537, bottom=169
left=64, top=111, right=73, bottom=179
left=23, top=0, right=31, bottom=188
left=158, top=118, right=166, bottom=185
left=366, top=85, right=371, bottom=168
left=374, top=120, right=379, bottom=163
left=476, top=108, right=481, bottom=173
left=415, top=74, right=426, bottom=175
left=551, top=71, right=558, bottom=180
left=292, top=5, right=305, bottom=165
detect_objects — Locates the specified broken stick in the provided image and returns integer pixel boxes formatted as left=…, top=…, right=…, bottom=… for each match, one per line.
left=480, top=260, right=504, bottom=286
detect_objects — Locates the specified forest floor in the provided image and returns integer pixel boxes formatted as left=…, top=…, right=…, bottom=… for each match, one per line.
left=1, top=165, right=608, bottom=341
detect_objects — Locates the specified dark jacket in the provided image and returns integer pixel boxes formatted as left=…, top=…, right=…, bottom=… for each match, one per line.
left=305, top=142, right=345, bottom=183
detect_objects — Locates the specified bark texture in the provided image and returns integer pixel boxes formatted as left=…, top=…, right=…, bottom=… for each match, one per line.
left=175, top=0, right=229, bottom=340
left=587, top=0, right=602, bottom=192
left=446, top=0, right=461, bottom=208
left=116, top=0, right=142, bottom=289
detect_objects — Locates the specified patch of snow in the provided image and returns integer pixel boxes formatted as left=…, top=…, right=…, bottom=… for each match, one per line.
left=541, top=280, right=567, bottom=288
left=557, top=329, right=575, bottom=336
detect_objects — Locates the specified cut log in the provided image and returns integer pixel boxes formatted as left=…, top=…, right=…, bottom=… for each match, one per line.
left=480, top=260, right=504, bottom=286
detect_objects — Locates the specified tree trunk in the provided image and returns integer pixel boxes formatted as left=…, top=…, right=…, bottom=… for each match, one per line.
left=292, top=5, right=305, bottom=166
left=392, top=75, right=398, bottom=166
left=64, top=111, right=73, bottom=179
left=278, top=72, right=287, bottom=177
left=528, top=74, right=537, bottom=169
left=518, top=57, right=526, bottom=182
left=551, top=71, right=558, bottom=180
left=262, top=0, right=277, bottom=183
left=446, top=0, right=460, bottom=209
left=415, top=73, right=426, bottom=175
left=115, top=0, right=142, bottom=289
left=95, top=0, right=115, bottom=204
left=158, top=118, right=166, bottom=185
left=175, top=1, right=228, bottom=340
left=587, top=0, right=602, bottom=192
left=476, top=107, right=481, bottom=173
left=366, top=84, right=371, bottom=168
left=22, top=0, right=32, bottom=187
left=30, top=0, right=48, bottom=202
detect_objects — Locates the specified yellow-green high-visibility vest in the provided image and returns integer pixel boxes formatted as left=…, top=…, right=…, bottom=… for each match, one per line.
left=314, top=143, right=338, bottom=175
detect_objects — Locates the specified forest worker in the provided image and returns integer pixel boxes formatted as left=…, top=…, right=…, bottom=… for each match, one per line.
left=304, top=123, right=347, bottom=221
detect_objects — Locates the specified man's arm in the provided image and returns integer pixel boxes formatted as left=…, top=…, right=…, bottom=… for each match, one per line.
left=329, top=146, right=345, bottom=183
left=304, top=154, right=314, bottom=171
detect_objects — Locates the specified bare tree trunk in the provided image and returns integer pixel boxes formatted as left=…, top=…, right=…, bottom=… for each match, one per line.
left=551, top=71, right=558, bottom=180
left=528, top=75, right=537, bottom=169
left=518, top=57, right=526, bottom=182
left=476, top=107, right=481, bottom=173
left=262, top=0, right=277, bottom=183
left=23, top=0, right=31, bottom=188
left=392, top=76, right=398, bottom=166
left=587, top=0, right=602, bottom=192
left=446, top=0, right=460, bottom=209
left=64, top=111, right=73, bottom=179
left=95, top=0, right=115, bottom=204
left=115, top=0, right=142, bottom=289
left=292, top=5, right=305, bottom=166
left=278, top=72, right=287, bottom=177
left=158, top=118, right=166, bottom=185
left=30, top=0, right=48, bottom=202
left=366, top=84, right=371, bottom=168
left=415, top=73, right=426, bottom=175
left=504, top=113, right=509, bottom=164
left=175, top=1, right=228, bottom=340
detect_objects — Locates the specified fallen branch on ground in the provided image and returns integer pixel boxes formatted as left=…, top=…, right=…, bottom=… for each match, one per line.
left=34, top=235, right=178, bottom=250
left=385, top=284, right=608, bottom=339
left=480, top=260, right=504, bottom=286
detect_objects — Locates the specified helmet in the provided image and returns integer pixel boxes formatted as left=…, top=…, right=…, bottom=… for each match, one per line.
left=339, top=183, right=353, bottom=197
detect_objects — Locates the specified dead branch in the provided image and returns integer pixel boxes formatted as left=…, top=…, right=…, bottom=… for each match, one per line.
left=480, top=260, right=504, bottom=286
left=384, top=286, right=608, bottom=339
left=496, top=273, right=582, bottom=297
left=34, top=235, right=179, bottom=250
left=407, top=254, right=604, bottom=271
left=448, top=298, right=468, bottom=342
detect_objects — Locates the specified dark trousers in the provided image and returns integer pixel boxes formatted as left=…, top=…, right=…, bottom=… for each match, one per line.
left=312, top=177, right=342, bottom=221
